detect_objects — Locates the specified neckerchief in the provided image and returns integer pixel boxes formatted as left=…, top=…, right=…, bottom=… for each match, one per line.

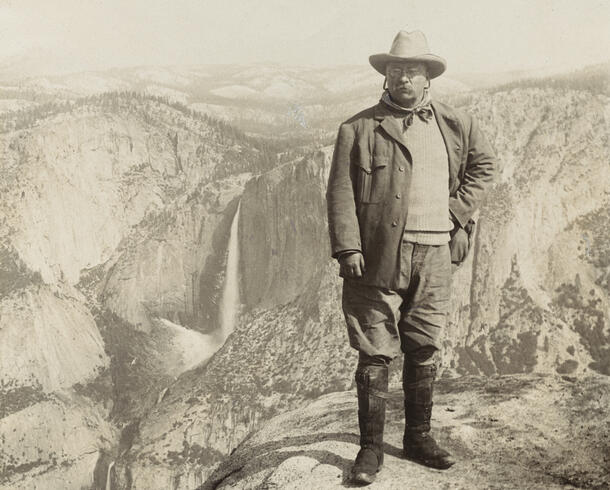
left=380, top=89, right=433, bottom=129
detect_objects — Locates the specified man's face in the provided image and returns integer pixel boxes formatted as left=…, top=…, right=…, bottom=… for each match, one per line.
left=385, top=61, right=429, bottom=108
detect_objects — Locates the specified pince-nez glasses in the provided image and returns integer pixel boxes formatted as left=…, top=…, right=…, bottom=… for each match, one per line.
left=387, top=67, right=426, bottom=80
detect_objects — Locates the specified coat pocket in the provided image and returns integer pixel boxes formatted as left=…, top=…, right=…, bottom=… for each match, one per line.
left=357, top=156, right=389, bottom=204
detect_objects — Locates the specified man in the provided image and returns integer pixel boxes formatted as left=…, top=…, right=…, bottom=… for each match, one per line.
left=326, top=30, right=497, bottom=484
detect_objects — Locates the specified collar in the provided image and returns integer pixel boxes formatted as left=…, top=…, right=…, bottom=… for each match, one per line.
left=380, top=89, right=432, bottom=113
left=373, top=97, right=459, bottom=128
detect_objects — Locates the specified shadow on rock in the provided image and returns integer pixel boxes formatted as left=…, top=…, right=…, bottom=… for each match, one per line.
left=198, top=431, right=404, bottom=489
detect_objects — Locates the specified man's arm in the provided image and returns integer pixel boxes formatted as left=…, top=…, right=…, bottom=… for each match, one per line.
left=326, top=122, right=363, bottom=258
left=448, top=115, right=497, bottom=228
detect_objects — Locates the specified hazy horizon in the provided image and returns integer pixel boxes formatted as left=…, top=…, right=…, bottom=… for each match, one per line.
left=1, top=0, right=608, bottom=78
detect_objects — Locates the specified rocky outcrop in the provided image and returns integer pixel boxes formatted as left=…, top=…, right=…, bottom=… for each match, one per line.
left=0, top=241, right=115, bottom=489
left=0, top=393, right=117, bottom=490
left=0, top=282, right=107, bottom=392
left=204, top=374, right=610, bottom=489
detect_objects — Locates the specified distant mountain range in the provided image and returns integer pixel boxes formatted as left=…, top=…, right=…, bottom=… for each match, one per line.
left=2, top=62, right=607, bottom=139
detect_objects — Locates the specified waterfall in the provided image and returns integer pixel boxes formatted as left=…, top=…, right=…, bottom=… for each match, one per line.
left=105, top=461, right=115, bottom=490
left=219, top=202, right=241, bottom=339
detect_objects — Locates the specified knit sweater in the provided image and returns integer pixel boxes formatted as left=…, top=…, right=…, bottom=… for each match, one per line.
left=383, top=119, right=450, bottom=244
left=402, top=113, right=453, bottom=244
left=380, top=92, right=453, bottom=245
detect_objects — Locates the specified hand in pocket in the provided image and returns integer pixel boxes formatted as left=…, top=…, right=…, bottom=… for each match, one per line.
left=449, top=227, right=469, bottom=264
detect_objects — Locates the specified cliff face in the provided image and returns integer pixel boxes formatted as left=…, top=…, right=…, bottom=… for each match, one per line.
left=111, top=261, right=354, bottom=489
left=239, top=150, right=331, bottom=309
left=239, top=86, right=610, bottom=378
left=0, top=95, right=260, bottom=488
left=2, top=73, right=608, bottom=489
left=109, top=148, right=354, bottom=488
left=447, top=88, right=609, bottom=376
left=113, top=85, right=609, bottom=488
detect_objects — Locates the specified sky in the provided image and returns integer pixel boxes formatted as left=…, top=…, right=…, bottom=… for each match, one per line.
left=0, top=0, right=608, bottom=76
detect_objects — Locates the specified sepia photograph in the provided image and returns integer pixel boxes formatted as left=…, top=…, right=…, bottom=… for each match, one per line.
left=0, top=0, right=608, bottom=488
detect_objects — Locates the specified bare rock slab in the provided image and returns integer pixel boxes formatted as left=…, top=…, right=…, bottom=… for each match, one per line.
left=204, top=374, right=610, bottom=489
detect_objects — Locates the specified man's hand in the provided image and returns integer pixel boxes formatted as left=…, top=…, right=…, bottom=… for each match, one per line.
left=449, top=227, right=469, bottom=264
left=339, top=252, right=366, bottom=278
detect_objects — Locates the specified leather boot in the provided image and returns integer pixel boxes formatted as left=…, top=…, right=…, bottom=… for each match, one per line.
left=351, top=364, right=388, bottom=484
left=403, top=363, right=455, bottom=469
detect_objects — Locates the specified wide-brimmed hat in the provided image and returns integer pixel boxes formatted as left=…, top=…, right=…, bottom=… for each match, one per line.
left=369, top=30, right=446, bottom=79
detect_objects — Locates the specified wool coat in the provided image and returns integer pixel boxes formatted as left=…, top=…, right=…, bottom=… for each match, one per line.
left=326, top=99, right=498, bottom=289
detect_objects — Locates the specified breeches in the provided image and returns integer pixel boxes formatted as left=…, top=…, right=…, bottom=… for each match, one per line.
left=342, top=241, right=451, bottom=367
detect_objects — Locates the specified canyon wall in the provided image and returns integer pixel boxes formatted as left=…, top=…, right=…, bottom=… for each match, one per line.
left=1, top=79, right=608, bottom=489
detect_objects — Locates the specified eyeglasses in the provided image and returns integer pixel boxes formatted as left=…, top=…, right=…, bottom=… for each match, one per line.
left=387, top=67, right=426, bottom=79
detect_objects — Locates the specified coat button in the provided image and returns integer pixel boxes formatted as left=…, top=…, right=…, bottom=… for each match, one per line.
left=398, top=167, right=404, bottom=172
left=391, top=221, right=398, bottom=227
left=395, top=193, right=401, bottom=199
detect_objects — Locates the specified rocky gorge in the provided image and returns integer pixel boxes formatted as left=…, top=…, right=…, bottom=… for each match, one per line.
left=1, top=66, right=609, bottom=489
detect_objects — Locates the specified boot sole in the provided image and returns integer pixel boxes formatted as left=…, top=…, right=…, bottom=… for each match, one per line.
left=403, top=452, right=455, bottom=470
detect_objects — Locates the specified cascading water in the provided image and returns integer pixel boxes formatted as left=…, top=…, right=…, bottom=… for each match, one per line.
left=105, top=461, right=115, bottom=490
left=219, top=202, right=241, bottom=340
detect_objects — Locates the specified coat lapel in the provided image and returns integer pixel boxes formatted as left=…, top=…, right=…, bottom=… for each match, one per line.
left=373, top=100, right=463, bottom=189
left=431, top=100, right=462, bottom=189
left=374, top=102, right=410, bottom=153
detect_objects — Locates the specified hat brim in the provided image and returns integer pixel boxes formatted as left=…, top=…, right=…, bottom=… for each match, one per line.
left=369, top=53, right=447, bottom=79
